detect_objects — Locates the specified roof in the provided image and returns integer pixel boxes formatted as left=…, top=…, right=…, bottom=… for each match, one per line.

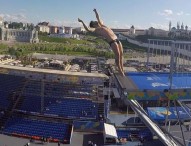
left=104, top=123, right=118, bottom=138
left=111, top=28, right=130, bottom=32
left=136, top=29, right=145, bottom=31
left=38, top=22, right=49, bottom=26
left=0, top=64, right=109, bottom=79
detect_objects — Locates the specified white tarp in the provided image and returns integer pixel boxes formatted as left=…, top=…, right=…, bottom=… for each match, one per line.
left=104, top=123, right=118, bottom=138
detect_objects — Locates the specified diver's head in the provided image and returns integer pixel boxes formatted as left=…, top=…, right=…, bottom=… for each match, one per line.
left=89, top=21, right=99, bottom=28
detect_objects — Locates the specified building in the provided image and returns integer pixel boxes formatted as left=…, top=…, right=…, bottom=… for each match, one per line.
left=48, top=26, right=80, bottom=39
left=36, top=22, right=50, bottom=33
left=136, top=29, right=146, bottom=36
left=72, top=27, right=86, bottom=34
left=129, top=25, right=135, bottom=35
left=112, top=27, right=146, bottom=37
left=64, top=26, right=73, bottom=34
left=169, top=21, right=191, bottom=38
left=49, top=25, right=59, bottom=34
left=111, top=28, right=129, bottom=35
left=58, top=27, right=65, bottom=34
left=147, top=27, right=169, bottom=37
left=0, top=17, right=39, bottom=43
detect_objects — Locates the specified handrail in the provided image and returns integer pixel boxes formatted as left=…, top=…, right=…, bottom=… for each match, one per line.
left=123, top=98, right=182, bottom=146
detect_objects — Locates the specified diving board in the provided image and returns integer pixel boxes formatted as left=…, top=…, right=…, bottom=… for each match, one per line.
left=116, top=72, right=191, bottom=100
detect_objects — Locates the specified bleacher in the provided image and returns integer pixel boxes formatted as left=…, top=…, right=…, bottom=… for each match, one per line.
left=0, top=73, right=105, bottom=143
left=17, top=95, right=99, bottom=119
left=3, top=116, right=72, bottom=143
left=0, top=92, right=9, bottom=109
left=44, top=97, right=98, bottom=119
left=44, top=82, right=96, bottom=98
left=21, top=80, right=97, bottom=98
left=19, top=95, right=41, bottom=113
left=23, top=80, right=41, bottom=96
left=0, top=74, right=25, bottom=109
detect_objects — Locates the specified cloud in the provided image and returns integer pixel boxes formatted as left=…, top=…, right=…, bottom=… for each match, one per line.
left=49, top=20, right=80, bottom=27
left=109, top=20, right=130, bottom=28
left=165, top=17, right=173, bottom=21
left=150, top=23, right=169, bottom=30
left=62, top=21, right=80, bottom=27
left=158, top=9, right=173, bottom=16
left=0, top=13, right=29, bottom=23
left=186, top=13, right=190, bottom=16
left=177, top=11, right=184, bottom=16
left=109, top=20, right=120, bottom=28
left=20, top=9, right=27, bottom=12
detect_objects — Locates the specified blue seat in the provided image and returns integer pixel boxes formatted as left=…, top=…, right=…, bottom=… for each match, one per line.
left=4, top=117, right=71, bottom=142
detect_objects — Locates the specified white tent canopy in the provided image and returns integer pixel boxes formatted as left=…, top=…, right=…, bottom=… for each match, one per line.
left=104, top=123, right=118, bottom=138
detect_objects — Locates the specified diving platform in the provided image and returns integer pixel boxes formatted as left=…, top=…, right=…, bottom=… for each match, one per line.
left=115, top=72, right=191, bottom=100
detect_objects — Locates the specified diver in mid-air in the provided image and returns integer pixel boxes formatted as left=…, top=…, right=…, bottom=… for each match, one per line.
left=78, top=9, right=124, bottom=76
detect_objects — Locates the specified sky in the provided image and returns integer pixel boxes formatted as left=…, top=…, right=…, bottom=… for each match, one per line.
left=0, top=0, right=191, bottom=30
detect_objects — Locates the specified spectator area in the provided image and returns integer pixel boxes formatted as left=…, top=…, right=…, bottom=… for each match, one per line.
left=3, top=117, right=72, bottom=143
left=0, top=74, right=25, bottom=109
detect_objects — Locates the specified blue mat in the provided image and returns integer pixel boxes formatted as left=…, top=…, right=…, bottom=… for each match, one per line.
left=126, top=72, right=191, bottom=90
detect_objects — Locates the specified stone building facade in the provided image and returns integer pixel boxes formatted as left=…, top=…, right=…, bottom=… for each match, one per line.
left=0, top=17, right=39, bottom=43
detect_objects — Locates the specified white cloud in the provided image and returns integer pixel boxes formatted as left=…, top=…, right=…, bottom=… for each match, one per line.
left=62, top=21, right=80, bottom=27
left=150, top=23, right=169, bottom=30
left=177, top=11, right=184, bottom=16
left=109, top=20, right=120, bottom=28
left=20, top=9, right=26, bottom=12
left=109, top=20, right=130, bottom=28
left=0, top=13, right=29, bottom=23
left=49, top=20, right=80, bottom=27
left=165, top=17, right=174, bottom=21
left=186, top=13, right=190, bottom=16
left=158, top=9, right=173, bottom=16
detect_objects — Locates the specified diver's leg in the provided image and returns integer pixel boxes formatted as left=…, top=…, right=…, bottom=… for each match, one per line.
left=115, top=57, right=124, bottom=76
left=118, top=42, right=124, bottom=73
left=111, top=43, right=124, bottom=76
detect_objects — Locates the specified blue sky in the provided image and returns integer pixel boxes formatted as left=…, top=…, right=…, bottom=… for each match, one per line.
left=0, top=0, right=191, bottom=30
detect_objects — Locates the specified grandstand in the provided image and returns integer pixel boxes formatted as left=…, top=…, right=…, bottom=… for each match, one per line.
left=1, top=39, right=191, bottom=146
left=0, top=64, right=110, bottom=145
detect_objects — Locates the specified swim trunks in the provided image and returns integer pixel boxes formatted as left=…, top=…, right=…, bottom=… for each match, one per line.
left=109, top=39, right=120, bottom=46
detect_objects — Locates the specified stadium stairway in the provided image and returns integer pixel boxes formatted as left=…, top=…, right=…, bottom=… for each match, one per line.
left=13, top=79, right=29, bottom=110
left=97, top=102, right=104, bottom=120
left=0, top=79, right=28, bottom=130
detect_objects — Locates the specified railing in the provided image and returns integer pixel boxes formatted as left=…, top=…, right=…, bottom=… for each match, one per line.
left=123, top=97, right=183, bottom=146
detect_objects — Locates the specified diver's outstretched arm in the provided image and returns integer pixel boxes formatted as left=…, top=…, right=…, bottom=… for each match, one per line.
left=93, top=9, right=103, bottom=26
left=78, top=18, right=93, bottom=32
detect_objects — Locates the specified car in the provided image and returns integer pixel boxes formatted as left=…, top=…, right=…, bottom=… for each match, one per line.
left=121, top=117, right=145, bottom=127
